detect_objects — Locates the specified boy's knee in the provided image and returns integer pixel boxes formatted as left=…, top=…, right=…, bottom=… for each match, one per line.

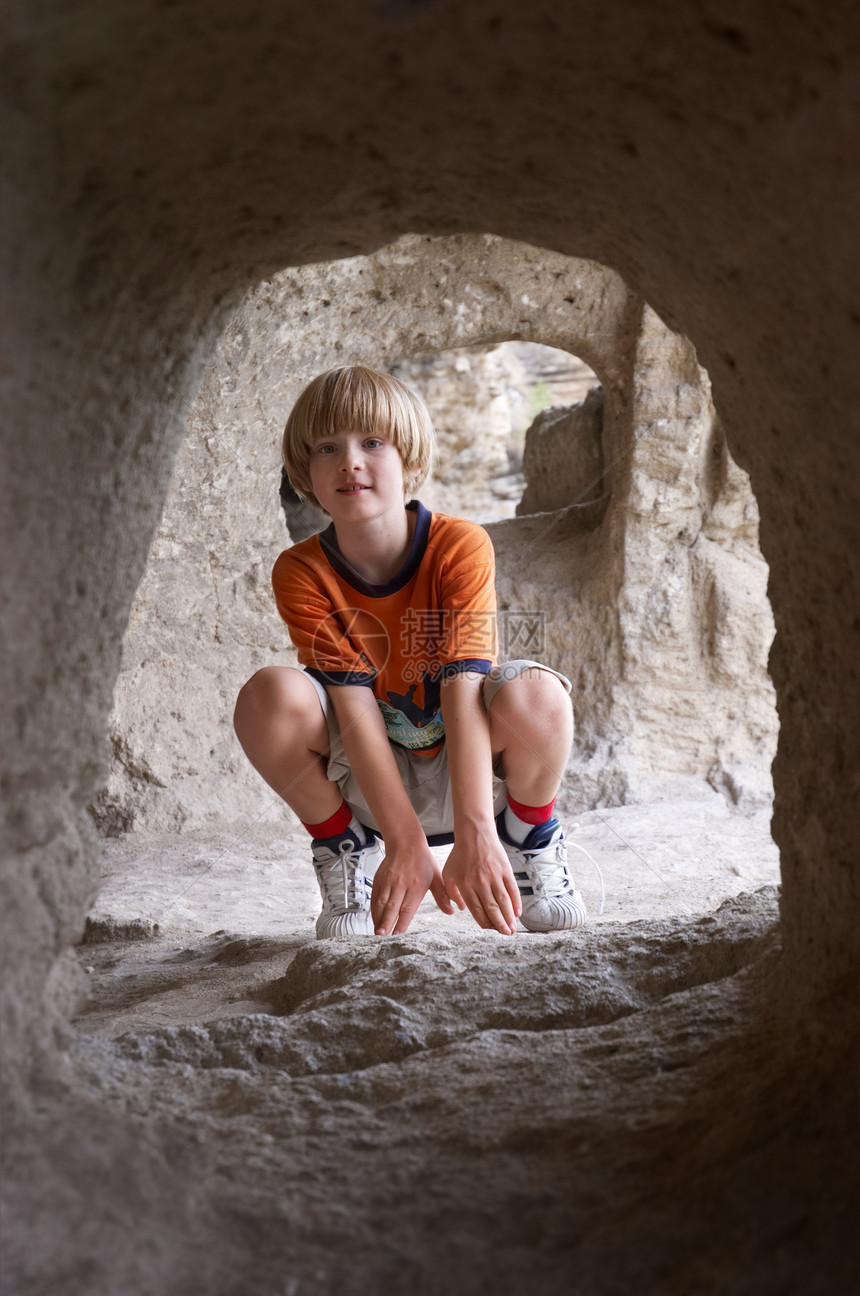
left=493, top=665, right=571, bottom=718
left=234, top=666, right=308, bottom=732
left=234, top=669, right=266, bottom=735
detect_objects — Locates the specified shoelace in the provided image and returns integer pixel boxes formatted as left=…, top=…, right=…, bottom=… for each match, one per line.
left=521, top=839, right=575, bottom=899
left=565, top=826, right=606, bottom=915
left=318, top=839, right=373, bottom=909
left=520, top=832, right=606, bottom=915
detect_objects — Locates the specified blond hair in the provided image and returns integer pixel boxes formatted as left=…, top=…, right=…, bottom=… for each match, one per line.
left=282, top=365, right=436, bottom=509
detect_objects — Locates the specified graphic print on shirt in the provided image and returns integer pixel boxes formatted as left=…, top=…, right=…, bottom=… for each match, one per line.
left=378, top=671, right=444, bottom=749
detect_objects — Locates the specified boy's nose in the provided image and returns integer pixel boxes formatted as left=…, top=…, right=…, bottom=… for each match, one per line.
left=341, top=443, right=365, bottom=469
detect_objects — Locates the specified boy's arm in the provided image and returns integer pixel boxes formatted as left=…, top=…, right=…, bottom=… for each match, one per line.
left=328, top=685, right=454, bottom=935
left=439, top=671, right=521, bottom=936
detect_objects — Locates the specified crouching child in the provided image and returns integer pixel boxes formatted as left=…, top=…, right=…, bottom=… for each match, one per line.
left=234, top=364, right=586, bottom=938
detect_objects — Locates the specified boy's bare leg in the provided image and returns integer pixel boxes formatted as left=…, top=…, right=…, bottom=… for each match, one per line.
left=233, top=666, right=342, bottom=823
left=487, top=666, right=573, bottom=804
left=487, top=667, right=587, bottom=932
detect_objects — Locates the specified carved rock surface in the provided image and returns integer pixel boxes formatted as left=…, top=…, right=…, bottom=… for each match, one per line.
left=519, top=384, right=606, bottom=517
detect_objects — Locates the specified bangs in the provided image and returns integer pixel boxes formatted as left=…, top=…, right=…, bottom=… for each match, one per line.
left=302, top=367, right=407, bottom=444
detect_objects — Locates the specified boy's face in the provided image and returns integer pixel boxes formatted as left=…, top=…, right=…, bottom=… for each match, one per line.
left=307, top=429, right=409, bottom=523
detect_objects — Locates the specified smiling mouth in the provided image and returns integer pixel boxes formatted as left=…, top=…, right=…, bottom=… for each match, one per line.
left=337, top=485, right=369, bottom=493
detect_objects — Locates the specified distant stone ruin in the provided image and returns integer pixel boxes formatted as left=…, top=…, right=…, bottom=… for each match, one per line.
left=518, top=384, right=606, bottom=518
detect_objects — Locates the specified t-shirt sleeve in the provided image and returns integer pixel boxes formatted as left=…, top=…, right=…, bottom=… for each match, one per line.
left=272, top=549, right=375, bottom=687
left=435, top=523, right=498, bottom=675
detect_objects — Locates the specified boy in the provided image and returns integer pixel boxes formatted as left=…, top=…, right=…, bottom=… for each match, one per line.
left=233, top=364, right=587, bottom=939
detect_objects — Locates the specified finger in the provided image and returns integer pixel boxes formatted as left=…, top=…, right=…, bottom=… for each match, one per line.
left=374, top=891, right=404, bottom=934
left=485, top=899, right=517, bottom=936
left=390, top=887, right=424, bottom=935
left=491, top=886, right=519, bottom=934
left=370, top=881, right=385, bottom=926
left=442, top=876, right=467, bottom=911
left=503, top=868, right=523, bottom=919
left=462, top=892, right=493, bottom=931
left=472, top=887, right=516, bottom=936
left=430, top=874, right=455, bottom=915
left=371, top=878, right=401, bottom=930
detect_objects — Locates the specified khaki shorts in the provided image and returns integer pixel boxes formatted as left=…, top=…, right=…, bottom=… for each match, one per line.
left=305, top=659, right=572, bottom=844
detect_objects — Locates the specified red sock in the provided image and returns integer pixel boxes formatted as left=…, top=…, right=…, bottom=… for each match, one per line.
left=507, top=793, right=556, bottom=825
left=302, top=800, right=353, bottom=839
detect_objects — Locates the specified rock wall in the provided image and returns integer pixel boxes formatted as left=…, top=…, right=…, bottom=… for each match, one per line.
left=518, top=384, right=606, bottom=516
left=490, top=304, right=776, bottom=812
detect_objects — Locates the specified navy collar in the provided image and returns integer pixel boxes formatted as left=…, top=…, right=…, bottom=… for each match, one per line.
left=319, top=500, right=432, bottom=597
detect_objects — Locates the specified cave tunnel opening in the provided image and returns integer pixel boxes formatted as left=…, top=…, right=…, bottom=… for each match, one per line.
left=78, top=235, right=780, bottom=1017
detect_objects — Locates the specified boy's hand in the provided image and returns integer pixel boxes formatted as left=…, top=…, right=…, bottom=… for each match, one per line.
left=442, top=824, right=522, bottom=936
left=371, top=832, right=454, bottom=936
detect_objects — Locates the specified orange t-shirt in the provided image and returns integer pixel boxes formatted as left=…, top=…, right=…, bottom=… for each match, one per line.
left=272, top=502, right=498, bottom=755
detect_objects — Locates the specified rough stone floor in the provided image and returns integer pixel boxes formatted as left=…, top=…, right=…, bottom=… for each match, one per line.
left=21, top=796, right=841, bottom=1296
left=76, top=797, right=781, bottom=1050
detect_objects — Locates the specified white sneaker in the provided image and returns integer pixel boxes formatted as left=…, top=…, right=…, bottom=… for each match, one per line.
left=497, top=813, right=587, bottom=932
left=311, top=828, right=384, bottom=939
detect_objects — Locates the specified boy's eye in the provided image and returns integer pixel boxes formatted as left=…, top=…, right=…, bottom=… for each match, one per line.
left=364, top=438, right=383, bottom=449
